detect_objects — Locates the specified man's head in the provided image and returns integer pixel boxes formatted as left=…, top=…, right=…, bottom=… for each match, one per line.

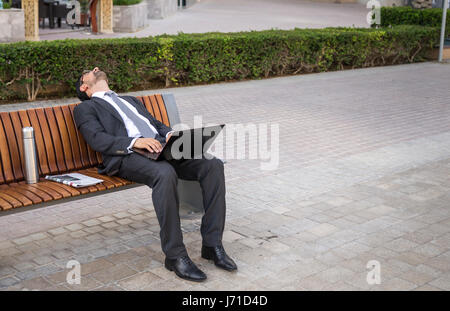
left=75, top=67, right=109, bottom=100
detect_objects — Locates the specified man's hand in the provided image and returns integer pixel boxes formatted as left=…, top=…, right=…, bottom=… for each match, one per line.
left=133, top=138, right=162, bottom=153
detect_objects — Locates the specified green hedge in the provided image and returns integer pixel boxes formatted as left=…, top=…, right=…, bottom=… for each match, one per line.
left=113, top=0, right=142, bottom=5
left=377, top=6, right=450, bottom=35
left=0, top=26, right=439, bottom=102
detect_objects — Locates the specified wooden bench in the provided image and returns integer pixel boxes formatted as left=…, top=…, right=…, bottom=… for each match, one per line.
left=0, top=93, right=204, bottom=215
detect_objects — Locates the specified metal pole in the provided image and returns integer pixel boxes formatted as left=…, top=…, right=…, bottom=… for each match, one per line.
left=439, top=0, right=449, bottom=62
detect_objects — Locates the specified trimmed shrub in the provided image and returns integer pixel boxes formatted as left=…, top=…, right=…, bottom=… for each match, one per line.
left=377, top=6, right=450, bottom=35
left=0, top=26, right=439, bottom=102
left=113, top=0, right=142, bottom=5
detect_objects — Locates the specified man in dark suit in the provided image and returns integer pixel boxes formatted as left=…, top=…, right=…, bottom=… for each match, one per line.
left=73, top=68, right=237, bottom=282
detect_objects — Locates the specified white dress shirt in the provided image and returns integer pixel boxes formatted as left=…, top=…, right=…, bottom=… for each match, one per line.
left=93, top=91, right=172, bottom=152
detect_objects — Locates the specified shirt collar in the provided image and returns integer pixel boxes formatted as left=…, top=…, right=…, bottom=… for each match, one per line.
left=92, top=91, right=107, bottom=98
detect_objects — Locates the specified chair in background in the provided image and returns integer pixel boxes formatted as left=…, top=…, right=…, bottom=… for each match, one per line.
left=53, top=2, right=72, bottom=28
left=38, top=0, right=51, bottom=29
left=11, top=0, right=21, bottom=8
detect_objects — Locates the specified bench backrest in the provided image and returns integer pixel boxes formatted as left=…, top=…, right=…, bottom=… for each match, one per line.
left=0, top=94, right=171, bottom=185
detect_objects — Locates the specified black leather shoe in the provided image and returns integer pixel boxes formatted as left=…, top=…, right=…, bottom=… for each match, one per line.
left=202, top=245, right=237, bottom=271
left=164, top=255, right=207, bottom=282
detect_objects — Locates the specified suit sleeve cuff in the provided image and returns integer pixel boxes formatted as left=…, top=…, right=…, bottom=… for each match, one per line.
left=166, top=131, right=174, bottom=139
left=127, top=137, right=138, bottom=153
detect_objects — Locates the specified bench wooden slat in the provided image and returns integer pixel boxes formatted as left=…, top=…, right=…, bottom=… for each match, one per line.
left=0, top=112, right=24, bottom=181
left=0, top=155, right=4, bottom=185
left=5, top=183, right=45, bottom=204
left=9, top=111, right=26, bottom=176
left=22, top=182, right=64, bottom=200
left=108, top=174, right=132, bottom=186
left=31, top=109, right=57, bottom=174
left=149, top=96, right=163, bottom=122
left=141, top=96, right=156, bottom=120
left=0, top=191, right=23, bottom=209
left=86, top=184, right=99, bottom=193
left=43, top=178, right=85, bottom=196
left=0, top=116, right=14, bottom=183
left=15, top=182, right=53, bottom=202
left=0, top=127, right=5, bottom=184
left=87, top=145, right=99, bottom=168
left=36, top=180, right=74, bottom=198
left=84, top=167, right=130, bottom=187
left=68, top=104, right=91, bottom=168
left=53, top=106, right=75, bottom=171
left=93, top=182, right=107, bottom=191
left=95, top=150, right=102, bottom=165
left=0, top=155, right=4, bottom=184
left=79, top=169, right=116, bottom=190
left=62, top=105, right=83, bottom=170
left=18, top=110, right=31, bottom=128
left=155, top=94, right=170, bottom=127
left=44, top=107, right=67, bottom=173
left=0, top=197, right=13, bottom=211
left=0, top=186, right=33, bottom=206
left=76, top=184, right=90, bottom=195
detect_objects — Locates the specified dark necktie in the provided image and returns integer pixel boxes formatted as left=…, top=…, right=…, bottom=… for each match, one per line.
left=105, top=91, right=156, bottom=138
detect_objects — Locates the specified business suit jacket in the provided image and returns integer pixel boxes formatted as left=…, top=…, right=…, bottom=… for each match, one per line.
left=73, top=95, right=173, bottom=176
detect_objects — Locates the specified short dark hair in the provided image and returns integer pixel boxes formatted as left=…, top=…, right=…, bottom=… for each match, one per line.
left=75, top=73, right=90, bottom=101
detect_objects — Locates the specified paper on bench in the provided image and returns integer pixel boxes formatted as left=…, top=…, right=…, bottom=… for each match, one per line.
left=45, top=173, right=103, bottom=188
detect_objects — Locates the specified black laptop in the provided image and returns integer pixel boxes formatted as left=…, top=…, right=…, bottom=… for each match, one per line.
left=132, top=124, right=225, bottom=161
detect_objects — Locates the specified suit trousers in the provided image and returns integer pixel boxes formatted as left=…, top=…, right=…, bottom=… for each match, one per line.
left=116, top=153, right=226, bottom=259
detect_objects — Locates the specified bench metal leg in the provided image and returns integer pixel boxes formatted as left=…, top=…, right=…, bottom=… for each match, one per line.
left=177, top=179, right=204, bottom=218
left=163, top=93, right=225, bottom=219
left=163, top=93, right=204, bottom=217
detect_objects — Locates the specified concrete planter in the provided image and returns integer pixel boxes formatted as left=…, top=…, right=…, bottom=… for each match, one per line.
left=0, top=9, right=25, bottom=43
left=429, top=47, right=450, bottom=60
left=146, top=0, right=178, bottom=19
left=113, top=2, right=149, bottom=33
left=357, top=0, right=405, bottom=6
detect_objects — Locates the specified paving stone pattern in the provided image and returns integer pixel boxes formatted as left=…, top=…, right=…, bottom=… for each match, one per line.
left=0, top=62, right=450, bottom=290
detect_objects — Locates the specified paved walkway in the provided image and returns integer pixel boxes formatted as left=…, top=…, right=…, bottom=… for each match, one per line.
left=39, top=0, right=369, bottom=41
left=1, top=62, right=450, bottom=290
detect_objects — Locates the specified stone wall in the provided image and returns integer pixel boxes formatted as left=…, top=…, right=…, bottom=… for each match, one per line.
left=146, top=0, right=178, bottom=19
left=412, top=0, right=432, bottom=8
left=113, top=1, right=149, bottom=33
left=0, top=9, right=25, bottom=43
